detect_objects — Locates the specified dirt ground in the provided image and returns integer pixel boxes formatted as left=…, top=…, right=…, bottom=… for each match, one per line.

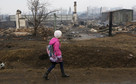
left=1, top=33, right=136, bottom=84
left=1, top=68, right=136, bottom=84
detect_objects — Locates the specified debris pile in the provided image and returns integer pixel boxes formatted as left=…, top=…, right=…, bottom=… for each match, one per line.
left=112, top=24, right=136, bottom=34
left=0, top=20, right=136, bottom=40
left=0, top=28, right=15, bottom=37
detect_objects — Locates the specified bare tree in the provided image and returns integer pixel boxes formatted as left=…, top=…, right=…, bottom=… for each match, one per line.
left=27, top=0, right=56, bottom=36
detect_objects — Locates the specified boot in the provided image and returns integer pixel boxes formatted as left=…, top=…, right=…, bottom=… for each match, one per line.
left=62, top=73, right=69, bottom=77
left=43, top=71, right=50, bottom=80
left=60, top=62, right=69, bottom=77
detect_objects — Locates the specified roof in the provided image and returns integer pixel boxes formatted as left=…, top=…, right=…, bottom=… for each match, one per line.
left=102, top=9, right=133, bottom=14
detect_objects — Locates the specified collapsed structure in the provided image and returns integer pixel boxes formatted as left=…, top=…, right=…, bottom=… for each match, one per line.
left=16, top=10, right=27, bottom=29
left=102, top=9, right=133, bottom=25
left=72, top=1, right=78, bottom=26
left=8, top=1, right=79, bottom=29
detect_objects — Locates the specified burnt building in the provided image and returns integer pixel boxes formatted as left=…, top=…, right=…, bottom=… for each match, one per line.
left=102, top=9, right=133, bottom=25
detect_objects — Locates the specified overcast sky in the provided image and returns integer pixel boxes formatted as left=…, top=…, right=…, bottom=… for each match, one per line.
left=0, top=0, right=136, bottom=15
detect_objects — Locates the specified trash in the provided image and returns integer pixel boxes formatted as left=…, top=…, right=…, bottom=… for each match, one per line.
left=118, top=28, right=122, bottom=31
left=0, top=62, right=5, bottom=69
left=97, top=50, right=100, bottom=52
left=90, top=28, right=97, bottom=32
left=13, top=32, right=32, bottom=36
left=127, top=54, right=134, bottom=59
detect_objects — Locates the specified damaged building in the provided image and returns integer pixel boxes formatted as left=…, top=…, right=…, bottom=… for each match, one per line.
left=102, top=9, right=133, bottom=25
left=9, top=13, right=73, bottom=28
left=8, top=1, right=77, bottom=28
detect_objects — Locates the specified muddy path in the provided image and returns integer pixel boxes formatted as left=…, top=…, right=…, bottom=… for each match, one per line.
left=0, top=68, right=136, bottom=84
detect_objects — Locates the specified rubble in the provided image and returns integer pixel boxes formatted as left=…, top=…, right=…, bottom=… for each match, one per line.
left=15, top=28, right=33, bottom=32
left=0, top=19, right=136, bottom=40
left=90, top=28, right=98, bottom=32
left=0, top=28, right=15, bottom=37
left=13, top=32, right=32, bottom=36
left=0, top=27, right=53, bottom=38
left=79, top=25, right=85, bottom=28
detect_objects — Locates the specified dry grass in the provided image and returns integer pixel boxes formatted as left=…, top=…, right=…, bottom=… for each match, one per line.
left=0, top=33, right=136, bottom=69
left=62, top=33, right=136, bottom=68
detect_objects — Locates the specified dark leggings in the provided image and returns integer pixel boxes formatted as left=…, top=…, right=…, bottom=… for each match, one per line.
left=47, top=62, right=64, bottom=73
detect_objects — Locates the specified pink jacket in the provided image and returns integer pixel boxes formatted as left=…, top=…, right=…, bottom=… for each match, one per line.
left=49, top=37, right=62, bottom=62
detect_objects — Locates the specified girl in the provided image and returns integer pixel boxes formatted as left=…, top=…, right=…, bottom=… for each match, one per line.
left=43, top=30, right=69, bottom=80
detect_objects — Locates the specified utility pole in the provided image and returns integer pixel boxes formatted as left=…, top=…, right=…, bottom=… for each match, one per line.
left=109, top=12, right=112, bottom=36
left=86, top=7, right=89, bottom=28
left=61, top=8, right=62, bottom=22
left=54, top=13, right=57, bottom=31
left=100, top=7, right=102, bottom=21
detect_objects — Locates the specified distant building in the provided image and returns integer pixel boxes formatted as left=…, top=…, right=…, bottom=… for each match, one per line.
left=9, top=15, right=16, bottom=22
left=10, top=14, right=73, bottom=22
left=9, top=14, right=73, bottom=26
left=0, top=15, right=2, bottom=22
left=47, top=14, right=73, bottom=22
left=0, top=15, right=15, bottom=28
left=0, top=15, right=10, bottom=22
left=102, top=9, right=133, bottom=25
left=0, top=21, right=16, bottom=28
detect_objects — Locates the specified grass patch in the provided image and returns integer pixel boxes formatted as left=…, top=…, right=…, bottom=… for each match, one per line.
left=0, top=33, right=136, bottom=68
